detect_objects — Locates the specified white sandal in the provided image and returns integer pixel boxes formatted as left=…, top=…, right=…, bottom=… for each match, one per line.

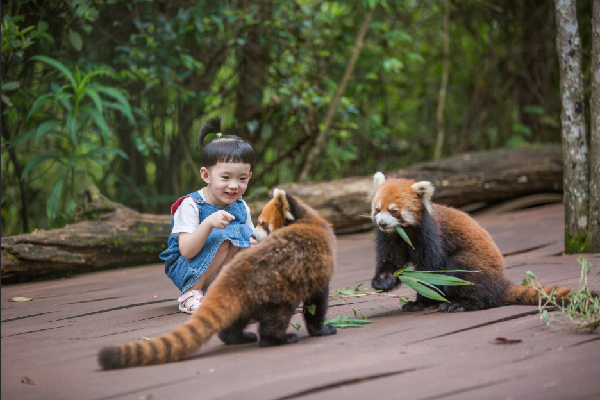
left=178, top=290, right=204, bottom=313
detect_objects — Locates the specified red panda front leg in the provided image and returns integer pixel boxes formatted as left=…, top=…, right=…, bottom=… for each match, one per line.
left=372, top=259, right=401, bottom=291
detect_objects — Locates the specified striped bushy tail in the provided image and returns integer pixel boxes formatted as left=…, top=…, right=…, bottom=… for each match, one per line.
left=505, top=284, right=573, bottom=306
left=98, top=289, right=242, bottom=370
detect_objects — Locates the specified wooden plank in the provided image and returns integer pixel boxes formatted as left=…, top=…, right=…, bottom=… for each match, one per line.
left=2, top=204, right=599, bottom=400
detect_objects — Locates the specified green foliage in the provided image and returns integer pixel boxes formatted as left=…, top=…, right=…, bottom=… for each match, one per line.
left=324, top=315, right=375, bottom=328
left=304, top=303, right=316, bottom=315
left=0, top=1, right=583, bottom=235
left=1, top=15, right=52, bottom=107
left=10, top=56, right=134, bottom=224
left=523, top=257, right=600, bottom=333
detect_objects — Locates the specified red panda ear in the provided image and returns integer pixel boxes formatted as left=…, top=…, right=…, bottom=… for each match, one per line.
left=368, top=172, right=386, bottom=202
left=273, top=188, right=295, bottom=221
left=373, top=172, right=386, bottom=188
left=411, top=181, right=434, bottom=213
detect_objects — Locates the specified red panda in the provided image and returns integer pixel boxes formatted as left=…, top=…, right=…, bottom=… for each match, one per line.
left=98, top=189, right=337, bottom=369
left=369, top=172, right=572, bottom=312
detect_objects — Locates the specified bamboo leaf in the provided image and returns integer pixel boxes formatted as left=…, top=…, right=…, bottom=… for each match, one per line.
left=399, top=276, right=448, bottom=302
left=401, top=271, right=474, bottom=286
left=396, top=226, right=414, bottom=249
left=304, top=303, right=316, bottom=315
left=325, top=315, right=374, bottom=328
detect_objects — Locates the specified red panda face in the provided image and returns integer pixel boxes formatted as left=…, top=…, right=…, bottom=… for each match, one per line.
left=370, top=173, right=434, bottom=233
left=252, top=189, right=295, bottom=242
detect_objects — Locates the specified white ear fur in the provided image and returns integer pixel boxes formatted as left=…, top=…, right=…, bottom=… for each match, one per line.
left=373, top=172, right=386, bottom=188
left=411, top=181, right=434, bottom=214
left=367, top=172, right=386, bottom=202
left=273, top=188, right=295, bottom=221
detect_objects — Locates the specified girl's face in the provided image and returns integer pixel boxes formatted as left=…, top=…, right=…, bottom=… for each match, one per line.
left=200, top=162, right=252, bottom=207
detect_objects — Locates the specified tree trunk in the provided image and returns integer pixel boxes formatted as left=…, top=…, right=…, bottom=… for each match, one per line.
left=1, top=146, right=564, bottom=284
left=589, top=0, right=600, bottom=252
left=433, top=0, right=450, bottom=160
left=554, top=0, right=590, bottom=253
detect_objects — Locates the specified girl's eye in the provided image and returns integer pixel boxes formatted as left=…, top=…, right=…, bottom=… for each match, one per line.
left=390, top=210, right=397, bottom=216
left=222, top=176, right=229, bottom=180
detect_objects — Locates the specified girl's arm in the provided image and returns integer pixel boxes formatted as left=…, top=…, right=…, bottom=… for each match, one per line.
left=179, top=210, right=235, bottom=259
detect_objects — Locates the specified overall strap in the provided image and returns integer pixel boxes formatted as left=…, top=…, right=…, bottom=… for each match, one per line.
left=170, top=191, right=205, bottom=217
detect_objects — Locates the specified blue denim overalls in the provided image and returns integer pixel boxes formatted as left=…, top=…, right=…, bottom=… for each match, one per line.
left=159, top=190, right=253, bottom=294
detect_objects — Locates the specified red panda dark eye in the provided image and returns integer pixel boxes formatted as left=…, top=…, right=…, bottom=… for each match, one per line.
left=374, top=208, right=380, bottom=215
left=390, top=210, right=397, bottom=216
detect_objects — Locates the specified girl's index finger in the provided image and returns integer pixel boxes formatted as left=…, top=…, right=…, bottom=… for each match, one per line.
left=224, top=211, right=235, bottom=221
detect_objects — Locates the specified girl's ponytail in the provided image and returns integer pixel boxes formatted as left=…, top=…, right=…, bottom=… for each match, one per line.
left=197, top=116, right=222, bottom=149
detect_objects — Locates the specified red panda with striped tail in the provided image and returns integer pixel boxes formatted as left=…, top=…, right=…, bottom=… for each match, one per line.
left=369, top=172, right=572, bottom=312
left=98, top=189, right=337, bottom=369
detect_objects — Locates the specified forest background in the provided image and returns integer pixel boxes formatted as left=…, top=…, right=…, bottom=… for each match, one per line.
left=1, top=0, right=595, bottom=237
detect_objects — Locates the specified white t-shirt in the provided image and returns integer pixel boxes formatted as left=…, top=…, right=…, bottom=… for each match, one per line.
left=171, top=189, right=254, bottom=237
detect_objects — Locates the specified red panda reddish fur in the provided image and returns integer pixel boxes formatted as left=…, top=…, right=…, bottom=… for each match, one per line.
left=98, top=190, right=337, bottom=369
left=369, top=173, right=572, bottom=312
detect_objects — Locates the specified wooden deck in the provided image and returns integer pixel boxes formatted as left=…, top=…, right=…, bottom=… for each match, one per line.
left=2, top=203, right=599, bottom=400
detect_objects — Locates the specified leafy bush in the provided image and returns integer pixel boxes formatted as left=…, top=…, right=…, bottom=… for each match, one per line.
left=7, top=56, right=134, bottom=224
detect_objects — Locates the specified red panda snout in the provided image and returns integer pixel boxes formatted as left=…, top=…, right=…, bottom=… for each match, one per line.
left=252, top=225, right=268, bottom=242
left=372, top=205, right=417, bottom=233
left=374, top=211, right=398, bottom=232
left=252, top=218, right=272, bottom=243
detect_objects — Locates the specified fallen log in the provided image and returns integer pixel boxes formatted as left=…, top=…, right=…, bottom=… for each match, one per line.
left=1, top=145, right=563, bottom=284
left=276, top=145, right=563, bottom=233
left=1, top=186, right=172, bottom=284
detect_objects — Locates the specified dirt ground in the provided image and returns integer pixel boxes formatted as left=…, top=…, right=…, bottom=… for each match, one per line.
left=2, top=203, right=599, bottom=400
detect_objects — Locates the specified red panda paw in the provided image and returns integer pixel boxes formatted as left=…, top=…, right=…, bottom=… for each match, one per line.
left=401, top=301, right=438, bottom=312
left=438, top=302, right=466, bottom=313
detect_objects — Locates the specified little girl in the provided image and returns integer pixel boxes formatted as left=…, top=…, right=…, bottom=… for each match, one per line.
left=159, top=116, right=257, bottom=313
